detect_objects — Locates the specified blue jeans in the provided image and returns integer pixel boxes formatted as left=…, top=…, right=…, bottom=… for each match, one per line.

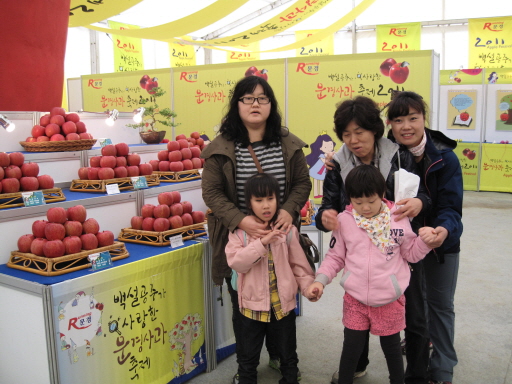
left=424, top=252, right=459, bottom=382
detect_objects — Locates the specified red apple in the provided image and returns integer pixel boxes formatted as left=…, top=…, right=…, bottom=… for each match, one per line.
left=1, top=178, right=20, bottom=193
left=190, top=131, right=200, bottom=139
left=96, top=231, right=114, bottom=247
left=127, top=153, right=141, bottom=166
left=0, top=152, right=10, bottom=167
left=145, top=78, right=158, bottom=94
left=101, top=144, right=117, bottom=157
left=114, top=166, right=128, bottom=178
left=65, top=113, right=80, bottom=123
left=20, top=162, right=39, bottom=177
left=157, top=191, right=174, bottom=206
left=149, top=159, right=160, bottom=171
left=67, top=205, right=87, bottom=222
left=175, top=134, right=187, bottom=140
left=181, top=201, right=193, bottom=214
left=50, top=134, right=66, bottom=141
left=141, top=204, right=156, bottom=218
left=116, top=156, right=127, bottom=167
left=20, top=176, right=39, bottom=191
left=18, top=234, right=35, bottom=253
left=98, top=167, right=115, bottom=180
left=83, top=218, right=100, bottom=234
left=460, top=112, right=469, bottom=122
left=115, top=142, right=130, bottom=156
left=462, top=148, right=470, bottom=156
left=191, top=158, right=202, bottom=169
left=170, top=203, right=184, bottom=217
left=89, top=156, right=101, bottom=167
left=169, top=215, right=183, bottom=229
left=131, top=216, right=144, bottom=230
left=0, top=167, right=4, bottom=180
left=153, top=217, right=170, bottom=232
left=191, top=210, right=205, bottom=224
left=5, top=165, right=22, bottom=179
left=64, top=221, right=83, bottom=237
left=158, top=150, right=170, bottom=161
left=170, top=161, right=184, bottom=172
left=182, top=159, right=193, bottom=170
left=45, top=223, right=66, bottom=241
left=9, top=152, right=24, bottom=167
left=79, top=132, right=93, bottom=140
left=37, top=136, right=50, bottom=142
left=63, top=236, right=82, bottom=254
left=254, top=69, right=268, bottom=81
left=31, top=238, right=48, bottom=256
left=100, top=156, right=116, bottom=169
left=32, top=220, right=48, bottom=238
left=162, top=139, right=169, bottom=144
left=50, top=115, right=65, bottom=126
left=80, top=233, right=98, bottom=250
left=467, top=151, right=476, bottom=160
left=87, top=167, right=100, bottom=180
left=50, top=107, right=66, bottom=117
left=171, top=191, right=181, bottom=203
left=44, top=240, right=66, bottom=258
left=66, top=133, right=81, bottom=141
left=154, top=204, right=171, bottom=218
left=190, top=147, right=201, bottom=158
left=31, top=125, right=46, bottom=138
left=379, top=58, right=397, bottom=77
left=39, top=114, right=51, bottom=127
left=500, top=112, right=509, bottom=122
left=180, top=148, right=192, bottom=160
left=76, top=121, right=87, bottom=133
left=158, top=161, right=170, bottom=172
left=167, top=141, right=180, bottom=151
left=245, top=66, right=258, bottom=77
left=26, top=137, right=37, bottom=142
left=181, top=213, right=193, bottom=226
left=37, top=175, right=54, bottom=189
left=389, top=61, right=410, bottom=84
left=139, top=163, right=153, bottom=176
left=62, top=121, right=77, bottom=135
left=140, top=74, right=151, bottom=89
left=142, top=217, right=155, bottom=231
left=126, top=165, right=140, bottom=177
left=196, top=138, right=204, bottom=146
left=47, top=207, right=67, bottom=223
left=177, top=139, right=189, bottom=149
left=301, top=207, right=307, bottom=217
left=187, top=137, right=197, bottom=145
left=168, top=150, right=182, bottom=162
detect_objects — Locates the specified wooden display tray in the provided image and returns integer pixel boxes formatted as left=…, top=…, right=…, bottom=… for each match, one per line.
left=7, top=241, right=129, bottom=276
left=118, top=222, right=206, bottom=246
left=301, top=204, right=315, bottom=226
left=153, top=169, right=202, bottom=182
left=19, top=139, right=97, bottom=152
left=69, top=174, right=160, bottom=192
left=0, top=188, right=66, bottom=210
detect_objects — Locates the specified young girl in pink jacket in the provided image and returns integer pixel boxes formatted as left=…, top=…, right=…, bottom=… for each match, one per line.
left=226, top=173, right=314, bottom=384
left=306, top=165, right=434, bottom=384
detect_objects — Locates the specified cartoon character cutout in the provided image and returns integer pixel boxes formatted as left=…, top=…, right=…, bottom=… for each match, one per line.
left=488, top=71, right=498, bottom=84
left=58, top=301, right=65, bottom=321
left=72, top=291, right=86, bottom=306
left=448, top=70, right=461, bottom=84
left=59, top=333, right=70, bottom=351
left=305, top=133, right=336, bottom=198
left=89, top=287, right=95, bottom=309
left=69, top=339, right=79, bottom=364
left=85, top=339, right=94, bottom=357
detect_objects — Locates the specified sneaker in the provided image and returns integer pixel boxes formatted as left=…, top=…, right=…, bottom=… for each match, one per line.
left=428, top=381, right=452, bottom=384
left=331, top=369, right=367, bottom=383
left=268, top=359, right=302, bottom=381
left=232, top=373, right=239, bottom=384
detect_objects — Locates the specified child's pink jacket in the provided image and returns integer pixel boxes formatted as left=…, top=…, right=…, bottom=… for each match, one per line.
left=315, top=199, right=431, bottom=307
left=226, top=226, right=315, bottom=313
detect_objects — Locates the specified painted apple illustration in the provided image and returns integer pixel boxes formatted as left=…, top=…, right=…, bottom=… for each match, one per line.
left=500, top=112, right=509, bottom=121
left=379, top=58, right=397, bottom=77
left=254, top=69, right=268, bottom=81
left=462, top=148, right=470, bottom=156
left=389, top=61, right=410, bottom=84
left=140, top=74, right=150, bottom=89
left=145, top=77, right=159, bottom=94
left=454, top=78, right=461, bottom=83
left=245, top=66, right=258, bottom=77
left=467, top=150, right=476, bottom=160
left=461, top=69, right=483, bottom=75
left=460, top=111, right=470, bottom=122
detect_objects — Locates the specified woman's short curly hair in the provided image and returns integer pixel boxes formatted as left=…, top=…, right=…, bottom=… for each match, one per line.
left=333, top=96, right=384, bottom=142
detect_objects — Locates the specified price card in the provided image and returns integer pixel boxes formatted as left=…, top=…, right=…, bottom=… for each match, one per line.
left=106, top=183, right=121, bottom=195
left=198, top=168, right=203, bottom=176
left=89, top=251, right=113, bottom=271
left=170, top=234, right=184, bottom=248
left=131, top=176, right=148, bottom=190
left=22, top=191, right=46, bottom=207
left=98, top=138, right=113, bottom=147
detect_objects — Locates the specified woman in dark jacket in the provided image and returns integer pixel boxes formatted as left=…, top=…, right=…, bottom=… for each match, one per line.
left=315, top=96, right=431, bottom=384
left=387, top=91, right=463, bottom=384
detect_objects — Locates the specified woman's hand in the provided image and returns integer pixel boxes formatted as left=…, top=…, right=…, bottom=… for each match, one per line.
left=393, top=198, right=423, bottom=221
left=419, top=226, right=448, bottom=249
left=305, top=282, right=324, bottom=302
left=261, top=229, right=285, bottom=246
left=321, top=209, right=339, bottom=231
left=274, top=209, right=293, bottom=234
left=324, top=151, right=336, bottom=171
left=238, top=216, right=270, bottom=238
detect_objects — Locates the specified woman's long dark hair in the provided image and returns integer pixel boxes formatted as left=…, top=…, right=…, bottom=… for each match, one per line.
left=218, top=76, right=283, bottom=147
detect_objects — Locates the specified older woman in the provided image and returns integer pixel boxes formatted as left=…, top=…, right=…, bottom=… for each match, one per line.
left=201, top=75, right=311, bottom=384
left=315, top=96, right=431, bottom=384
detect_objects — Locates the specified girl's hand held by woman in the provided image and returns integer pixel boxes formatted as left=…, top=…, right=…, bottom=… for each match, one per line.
left=419, top=226, right=447, bottom=249
left=305, top=282, right=324, bottom=302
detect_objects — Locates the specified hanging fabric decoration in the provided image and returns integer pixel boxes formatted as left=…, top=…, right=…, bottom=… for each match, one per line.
left=69, top=0, right=143, bottom=28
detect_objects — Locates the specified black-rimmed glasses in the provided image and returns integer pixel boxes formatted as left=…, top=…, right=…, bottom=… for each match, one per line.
left=239, top=96, right=270, bottom=105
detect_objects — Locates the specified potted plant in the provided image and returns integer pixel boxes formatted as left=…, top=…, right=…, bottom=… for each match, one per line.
left=127, top=87, right=178, bottom=144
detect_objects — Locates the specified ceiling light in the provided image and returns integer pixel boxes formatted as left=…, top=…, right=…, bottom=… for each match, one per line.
left=0, top=114, right=15, bottom=132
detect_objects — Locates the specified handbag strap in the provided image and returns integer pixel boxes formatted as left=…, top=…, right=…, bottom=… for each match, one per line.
left=247, top=144, right=263, bottom=173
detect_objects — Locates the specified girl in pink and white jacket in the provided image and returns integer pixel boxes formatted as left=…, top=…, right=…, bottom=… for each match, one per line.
left=306, top=165, right=434, bottom=384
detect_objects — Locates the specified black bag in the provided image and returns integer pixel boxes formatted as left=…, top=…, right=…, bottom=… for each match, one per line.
left=298, top=233, right=319, bottom=272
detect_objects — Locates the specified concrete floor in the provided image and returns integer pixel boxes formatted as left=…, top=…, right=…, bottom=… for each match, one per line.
left=188, top=191, right=512, bottom=384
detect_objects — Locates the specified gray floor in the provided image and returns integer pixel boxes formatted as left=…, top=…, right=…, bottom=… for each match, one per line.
left=189, top=191, right=512, bottom=384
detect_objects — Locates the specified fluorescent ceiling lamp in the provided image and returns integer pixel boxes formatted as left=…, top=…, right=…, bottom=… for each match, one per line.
left=0, top=114, right=15, bottom=132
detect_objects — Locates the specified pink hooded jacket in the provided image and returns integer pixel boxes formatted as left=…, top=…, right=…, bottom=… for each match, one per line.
left=315, top=199, right=431, bottom=307
left=226, top=226, right=315, bottom=313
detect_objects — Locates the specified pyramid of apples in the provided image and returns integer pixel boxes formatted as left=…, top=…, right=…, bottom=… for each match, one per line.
left=77, top=142, right=154, bottom=180
left=0, top=152, right=55, bottom=194
left=17, top=205, right=115, bottom=258
left=130, top=191, right=205, bottom=232
left=151, top=132, right=205, bottom=172
left=26, top=107, right=93, bottom=143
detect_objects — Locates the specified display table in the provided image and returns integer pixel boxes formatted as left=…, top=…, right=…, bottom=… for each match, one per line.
left=0, top=241, right=212, bottom=384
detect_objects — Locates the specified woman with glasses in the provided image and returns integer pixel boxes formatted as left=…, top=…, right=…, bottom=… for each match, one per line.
left=201, top=75, right=311, bottom=384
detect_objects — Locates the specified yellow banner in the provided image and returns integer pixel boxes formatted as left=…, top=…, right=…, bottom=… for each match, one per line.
left=287, top=51, right=434, bottom=202
left=446, top=90, right=478, bottom=130
left=457, top=142, right=480, bottom=191
left=108, top=21, right=144, bottom=72
left=469, top=17, right=512, bottom=68
left=173, top=60, right=286, bottom=143
left=295, top=30, right=333, bottom=57
left=169, top=39, right=197, bottom=68
left=227, top=42, right=261, bottom=63
left=439, top=69, right=484, bottom=85
left=86, top=0, right=250, bottom=39
left=376, top=22, right=421, bottom=52
left=69, top=0, right=143, bottom=28
left=485, top=68, right=512, bottom=84
left=480, top=143, right=512, bottom=192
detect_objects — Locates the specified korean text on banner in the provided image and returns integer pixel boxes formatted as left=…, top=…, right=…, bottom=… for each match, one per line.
left=169, top=39, right=197, bottom=68
left=469, top=17, right=512, bottom=69
left=107, top=21, right=144, bottom=72
left=376, top=23, right=421, bottom=53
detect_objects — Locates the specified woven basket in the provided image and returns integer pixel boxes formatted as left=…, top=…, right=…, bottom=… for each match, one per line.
left=118, top=221, right=207, bottom=246
left=154, top=168, right=202, bottom=183
left=69, top=174, right=160, bottom=193
left=301, top=204, right=315, bottom=226
left=7, top=241, right=129, bottom=276
left=19, top=139, right=97, bottom=152
left=0, top=188, right=65, bottom=209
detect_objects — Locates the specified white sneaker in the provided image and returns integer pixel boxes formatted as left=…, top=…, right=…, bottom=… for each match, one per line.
left=331, top=369, right=367, bottom=383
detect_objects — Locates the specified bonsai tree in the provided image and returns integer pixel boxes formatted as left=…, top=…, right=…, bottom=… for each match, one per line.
left=127, top=87, right=178, bottom=132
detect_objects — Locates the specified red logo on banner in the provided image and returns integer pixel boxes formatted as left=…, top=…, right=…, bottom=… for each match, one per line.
left=87, top=79, right=102, bottom=89
left=296, top=63, right=320, bottom=75
left=389, top=28, right=408, bottom=37
left=483, top=22, right=504, bottom=32
left=179, top=72, right=198, bottom=82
